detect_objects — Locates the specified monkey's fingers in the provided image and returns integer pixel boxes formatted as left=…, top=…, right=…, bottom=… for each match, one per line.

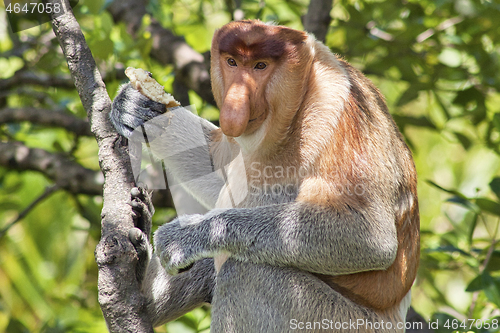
left=131, top=186, right=155, bottom=215
left=128, top=227, right=150, bottom=284
left=130, top=187, right=154, bottom=239
left=110, top=84, right=167, bottom=138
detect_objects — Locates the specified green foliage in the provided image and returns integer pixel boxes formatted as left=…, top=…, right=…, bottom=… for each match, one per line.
left=0, top=0, right=500, bottom=332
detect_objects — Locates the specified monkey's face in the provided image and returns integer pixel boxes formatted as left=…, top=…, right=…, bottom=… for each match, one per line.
left=211, top=20, right=308, bottom=138
left=217, top=53, right=275, bottom=137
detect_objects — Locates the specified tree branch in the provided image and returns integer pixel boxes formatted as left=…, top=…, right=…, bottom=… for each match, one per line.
left=303, top=0, right=333, bottom=43
left=0, top=64, right=126, bottom=94
left=0, top=107, right=93, bottom=136
left=406, top=307, right=434, bottom=333
left=0, top=141, right=102, bottom=195
left=0, top=70, right=75, bottom=91
left=44, top=0, right=154, bottom=331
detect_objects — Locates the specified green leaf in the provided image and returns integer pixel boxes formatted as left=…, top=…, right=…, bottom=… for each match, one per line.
left=6, top=319, right=30, bottom=333
left=466, top=273, right=500, bottom=307
left=89, top=36, right=114, bottom=59
left=427, top=181, right=460, bottom=196
left=493, top=113, right=500, bottom=132
left=85, top=0, right=105, bottom=15
left=485, top=251, right=500, bottom=272
left=438, top=48, right=462, bottom=68
left=466, top=274, right=489, bottom=292
left=453, top=87, right=485, bottom=107
left=430, top=312, right=459, bottom=333
left=396, top=84, right=427, bottom=106
left=452, top=86, right=487, bottom=124
left=484, top=278, right=500, bottom=307
left=468, top=213, right=478, bottom=245
left=176, top=315, right=199, bottom=329
left=433, top=91, right=451, bottom=120
left=453, top=132, right=472, bottom=150
left=475, top=198, right=500, bottom=216
left=489, top=177, right=500, bottom=201
left=392, top=115, right=437, bottom=129
left=447, top=196, right=480, bottom=213
left=426, top=245, right=470, bottom=257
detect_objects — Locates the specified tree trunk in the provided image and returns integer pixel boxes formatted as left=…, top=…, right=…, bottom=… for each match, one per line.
left=44, top=1, right=154, bottom=331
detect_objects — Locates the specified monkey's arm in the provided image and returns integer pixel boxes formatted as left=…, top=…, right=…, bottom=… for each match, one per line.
left=154, top=200, right=398, bottom=276
left=110, top=84, right=225, bottom=209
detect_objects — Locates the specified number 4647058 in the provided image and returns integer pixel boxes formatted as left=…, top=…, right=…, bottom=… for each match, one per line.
left=443, top=318, right=499, bottom=331
left=6, top=2, right=61, bottom=14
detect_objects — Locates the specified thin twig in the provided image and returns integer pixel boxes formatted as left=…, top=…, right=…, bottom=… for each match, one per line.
left=416, top=16, right=464, bottom=43
left=0, top=185, right=59, bottom=238
left=467, top=217, right=500, bottom=318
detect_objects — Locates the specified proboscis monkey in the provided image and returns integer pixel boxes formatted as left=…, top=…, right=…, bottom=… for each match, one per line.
left=110, top=19, right=419, bottom=333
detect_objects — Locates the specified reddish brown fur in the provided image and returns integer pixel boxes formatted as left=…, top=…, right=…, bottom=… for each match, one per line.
left=300, top=62, right=419, bottom=310
left=217, top=21, right=306, bottom=62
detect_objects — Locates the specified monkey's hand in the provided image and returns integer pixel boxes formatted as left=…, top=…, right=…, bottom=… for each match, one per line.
left=154, top=214, right=210, bottom=275
left=154, top=210, right=232, bottom=275
left=129, top=187, right=155, bottom=285
left=110, top=83, right=169, bottom=138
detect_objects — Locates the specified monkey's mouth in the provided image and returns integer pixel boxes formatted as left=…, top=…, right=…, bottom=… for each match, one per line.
left=248, top=111, right=265, bottom=122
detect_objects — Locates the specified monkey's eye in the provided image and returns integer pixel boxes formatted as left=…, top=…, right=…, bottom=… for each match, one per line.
left=254, top=62, right=267, bottom=70
left=227, top=58, right=237, bottom=67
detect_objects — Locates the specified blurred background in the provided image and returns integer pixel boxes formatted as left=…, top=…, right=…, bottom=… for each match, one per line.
left=1, top=0, right=500, bottom=332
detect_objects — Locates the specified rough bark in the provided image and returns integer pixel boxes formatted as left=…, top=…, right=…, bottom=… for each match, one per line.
left=44, top=0, right=154, bottom=331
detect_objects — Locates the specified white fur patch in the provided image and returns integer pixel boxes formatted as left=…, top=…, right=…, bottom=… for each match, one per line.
left=215, top=150, right=249, bottom=208
left=234, top=115, right=271, bottom=154
left=399, top=290, right=412, bottom=323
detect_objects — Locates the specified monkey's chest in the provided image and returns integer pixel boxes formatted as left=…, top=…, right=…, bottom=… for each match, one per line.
left=215, top=180, right=299, bottom=209
left=214, top=176, right=298, bottom=272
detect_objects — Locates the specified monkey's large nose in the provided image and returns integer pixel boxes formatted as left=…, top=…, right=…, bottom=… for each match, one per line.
left=219, top=83, right=251, bottom=137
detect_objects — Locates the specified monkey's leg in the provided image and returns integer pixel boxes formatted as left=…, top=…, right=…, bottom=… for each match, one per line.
left=211, top=260, right=406, bottom=333
left=129, top=187, right=216, bottom=327
left=140, top=256, right=215, bottom=326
